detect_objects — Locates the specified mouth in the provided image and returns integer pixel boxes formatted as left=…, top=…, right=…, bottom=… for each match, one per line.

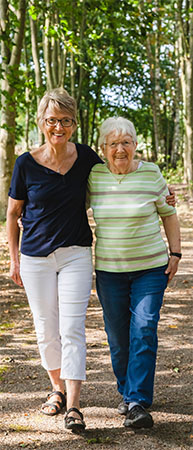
left=115, top=156, right=127, bottom=160
left=52, top=133, right=64, bottom=137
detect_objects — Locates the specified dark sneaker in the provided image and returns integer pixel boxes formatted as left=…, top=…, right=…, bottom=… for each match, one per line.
left=124, top=405, right=154, bottom=429
left=117, top=401, right=128, bottom=415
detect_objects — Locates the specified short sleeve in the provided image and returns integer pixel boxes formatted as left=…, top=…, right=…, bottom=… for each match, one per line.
left=154, top=165, right=176, bottom=217
left=8, top=158, right=27, bottom=200
left=85, top=145, right=103, bottom=169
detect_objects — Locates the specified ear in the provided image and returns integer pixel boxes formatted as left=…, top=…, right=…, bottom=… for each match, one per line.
left=72, top=122, right=77, bottom=133
left=101, top=144, right=106, bottom=158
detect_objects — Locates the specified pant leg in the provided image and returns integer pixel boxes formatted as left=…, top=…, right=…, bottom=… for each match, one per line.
left=123, top=265, right=168, bottom=407
left=20, top=253, right=61, bottom=370
left=56, top=246, right=93, bottom=381
left=96, top=270, right=131, bottom=395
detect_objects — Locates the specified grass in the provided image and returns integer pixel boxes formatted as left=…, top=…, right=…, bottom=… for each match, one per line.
left=8, top=424, right=33, bottom=432
left=0, top=365, right=9, bottom=380
left=0, top=322, right=15, bottom=332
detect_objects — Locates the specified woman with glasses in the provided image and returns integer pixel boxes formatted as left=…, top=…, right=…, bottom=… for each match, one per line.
left=6, top=88, right=102, bottom=431
left=87, top=117, right=181, bottom=429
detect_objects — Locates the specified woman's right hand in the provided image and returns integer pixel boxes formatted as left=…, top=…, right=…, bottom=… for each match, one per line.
left=17, top=216, right=24, bottom=231
left=10, top=261, right=23, bottom=287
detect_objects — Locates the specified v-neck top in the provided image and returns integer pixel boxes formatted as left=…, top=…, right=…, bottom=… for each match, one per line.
left=8, top=143, right=102, bottom=256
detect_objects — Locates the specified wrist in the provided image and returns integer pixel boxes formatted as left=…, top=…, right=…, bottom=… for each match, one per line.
left=170, top=251, right=182, bottom=259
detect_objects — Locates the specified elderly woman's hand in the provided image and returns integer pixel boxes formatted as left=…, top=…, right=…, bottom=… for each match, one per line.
left=165, top=255, right=180, bottom=283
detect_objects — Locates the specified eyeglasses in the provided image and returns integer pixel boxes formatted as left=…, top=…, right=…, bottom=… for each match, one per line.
left=45, top=117, right=75, bottom=128
left=105, top=140, right=134, bottom=149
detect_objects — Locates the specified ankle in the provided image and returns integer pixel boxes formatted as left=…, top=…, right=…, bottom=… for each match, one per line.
left=51, top=385, right=65, bottom=394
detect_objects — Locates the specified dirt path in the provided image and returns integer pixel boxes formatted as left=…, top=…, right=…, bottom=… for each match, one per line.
left=0, top=186, right=193, bottom=449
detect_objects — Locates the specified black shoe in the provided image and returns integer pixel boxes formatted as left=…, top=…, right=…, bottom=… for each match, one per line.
left=117, top=401, right=128, bottom=415
left=124, top=405, right=154, bottom=429
left=64, top=407, right=86, bottom=432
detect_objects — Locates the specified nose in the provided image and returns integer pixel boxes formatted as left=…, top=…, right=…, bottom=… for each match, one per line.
left=116, top=143, right=125, bottom=150
left=53, top=120, right=63, bottom=129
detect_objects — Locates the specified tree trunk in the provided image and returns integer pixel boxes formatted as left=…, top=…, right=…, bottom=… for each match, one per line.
left=178, top=0, right=193, bottom=194
left=43, top=1, right=54, bottom=90
left=171, top=39, right=181, bottom=168
left=24, top=37, right=30, bottom=150
left=29, top=8, right=44, bottom=145
left=0, top=0, right=26, bottom=219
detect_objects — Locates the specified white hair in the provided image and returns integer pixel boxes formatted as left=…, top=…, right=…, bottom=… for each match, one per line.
left=99, top=117, right=137, bottom=147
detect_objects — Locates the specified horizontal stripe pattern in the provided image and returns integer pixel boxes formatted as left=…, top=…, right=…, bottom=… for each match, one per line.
left=88, top=161, right=176, bottom=272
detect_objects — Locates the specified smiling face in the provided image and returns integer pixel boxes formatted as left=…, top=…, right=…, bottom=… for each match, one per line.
left=42, top=105, right=76, bottom=147
left=102, top=131, right=137, bottom=174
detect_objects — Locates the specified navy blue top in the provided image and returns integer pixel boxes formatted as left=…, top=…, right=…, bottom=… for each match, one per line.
left=8, top=144, right=102, bottom=256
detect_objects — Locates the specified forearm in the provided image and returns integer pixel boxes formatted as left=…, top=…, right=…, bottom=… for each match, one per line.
left=6, top=212, right=21, bottom=263
left=161, top=214, right=181, bottom=253
left=161, top=213, right=181, bottom=283
left=6, top=198, right=24, bottom=287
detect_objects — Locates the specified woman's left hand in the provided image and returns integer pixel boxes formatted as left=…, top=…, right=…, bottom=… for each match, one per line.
left=165, top=256, right=180, bottom=283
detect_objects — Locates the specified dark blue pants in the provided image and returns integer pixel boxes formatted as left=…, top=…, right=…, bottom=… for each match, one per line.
left=96, top=265, right=168, bottom=408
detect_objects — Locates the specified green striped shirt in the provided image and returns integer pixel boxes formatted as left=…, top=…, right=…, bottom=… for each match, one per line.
left=87, top=161, right=176, bottom=272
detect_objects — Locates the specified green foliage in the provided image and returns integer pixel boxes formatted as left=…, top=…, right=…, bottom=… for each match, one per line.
left=0, top=0, right=187, bottom=174
left=160, top=161, right=184, bottom=184
left=0, top=365, right=9, bottom=380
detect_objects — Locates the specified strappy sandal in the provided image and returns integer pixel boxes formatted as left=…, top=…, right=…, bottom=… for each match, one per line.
left=64, top=407, right=86, bottom=431
left=41, top=390, right=66, bottom=416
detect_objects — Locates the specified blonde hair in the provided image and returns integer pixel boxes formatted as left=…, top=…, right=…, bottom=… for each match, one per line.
left=99, top=117, right=137, bottom=147
left=37, top=88, right=77, bottom=130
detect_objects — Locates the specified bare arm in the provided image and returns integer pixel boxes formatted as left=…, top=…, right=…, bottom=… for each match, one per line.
left=161, top=213, right=181, bottom=283
left=6, top=197, right=25, bottom=287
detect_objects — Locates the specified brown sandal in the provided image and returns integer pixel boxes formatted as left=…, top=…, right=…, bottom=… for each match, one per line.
left=64, top=407, right=86, bottom=431
left=41, top=391, right=66, bottom=416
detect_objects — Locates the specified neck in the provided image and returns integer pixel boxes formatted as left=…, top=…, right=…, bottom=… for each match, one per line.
left=108, top=162, right=136, bottom=174
left=43, top=144, right=70, bottom=164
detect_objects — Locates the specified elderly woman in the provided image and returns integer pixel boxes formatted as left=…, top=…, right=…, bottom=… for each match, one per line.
left=6, top=88, right=102, bottom=431
left=87, top=117, right=181, bottom=429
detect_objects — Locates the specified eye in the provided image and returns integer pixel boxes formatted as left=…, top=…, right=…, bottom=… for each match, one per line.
left=110, top=142, right=116, bottom=148
left=61, top=118, right=73, bottom=126
left=123, top=140, right=133, bottom=147
left=46, top=118, right=57, bottom=125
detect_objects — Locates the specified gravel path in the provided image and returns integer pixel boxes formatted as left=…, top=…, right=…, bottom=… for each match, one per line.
left=0, top=190, right=193, bottom=449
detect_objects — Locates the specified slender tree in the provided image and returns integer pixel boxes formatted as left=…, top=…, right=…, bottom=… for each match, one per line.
left=0, top=0, right=26, bottom=219
left=177, top=0, right=193, bottom=193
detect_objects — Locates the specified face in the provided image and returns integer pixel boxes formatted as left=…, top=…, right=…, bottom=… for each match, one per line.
left=102, top=131, right=137, bottom=174
left=42, top=105, right=76, bottom=146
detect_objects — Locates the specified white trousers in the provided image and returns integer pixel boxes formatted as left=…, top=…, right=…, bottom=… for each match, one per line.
left=20, top=246, right=93, bottom=380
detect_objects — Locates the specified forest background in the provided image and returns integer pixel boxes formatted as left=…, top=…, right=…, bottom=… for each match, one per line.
left=0, top=0, right=193, bottom=219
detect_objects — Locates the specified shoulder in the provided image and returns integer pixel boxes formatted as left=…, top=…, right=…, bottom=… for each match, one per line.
left=90, top=163, right=106, bottom=172
left=139, top=161, right=162, bottom=178
left=76, top=143, right=103, bottom=162
left=89, top=163, right=107, bottom=177
left=139, top=161, right=159, bottom=171
left=14, top=152, right=31, bottom=169
left=88, top=164, right=108, bottom=186
left=16, top=151, right=30, bottom=162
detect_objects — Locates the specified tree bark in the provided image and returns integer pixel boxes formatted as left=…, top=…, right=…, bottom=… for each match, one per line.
left=171, top=38, right=181, bottom=168
left=0, top=0, right=26, bottom=219
left=178, top=0, right=193, bottom=194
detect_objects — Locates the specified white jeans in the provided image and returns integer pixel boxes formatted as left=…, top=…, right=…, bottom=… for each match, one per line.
left=20, top=246, right=93, bottom=380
